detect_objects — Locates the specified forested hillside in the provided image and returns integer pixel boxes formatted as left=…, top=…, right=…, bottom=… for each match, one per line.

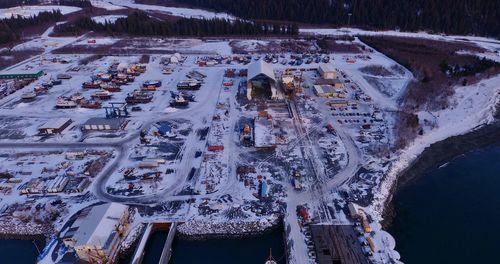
left=178, top=0, right=500, bottom=38
left=54, top=11, right=298, bottom=36
left=0, top=10, right=63, bottom=44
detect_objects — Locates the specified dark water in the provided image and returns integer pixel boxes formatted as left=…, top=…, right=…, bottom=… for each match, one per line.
left=0, top=239, right=39, bottom=264
left=389, top=146, right=500, bottom=264
left=170, top=228, right=286, bottom=264
left=142, top=230, right=168, bottom=264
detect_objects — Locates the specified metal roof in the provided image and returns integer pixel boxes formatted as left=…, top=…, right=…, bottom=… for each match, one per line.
left=247, top=60, right=276, bottom=82
left=83, top=117, right=123, bottom=129
left=319, top=63, right=335, bottom=73
left=39, top=118, right=72, bottom=129
left=71, top=203, right=128, bottom=249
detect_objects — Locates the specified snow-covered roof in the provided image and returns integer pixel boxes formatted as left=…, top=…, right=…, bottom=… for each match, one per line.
left=72, top=203, right=128, bottom=249
left=319, top=63, right=335, bottom=73
left=39, top=118, right=72, bottom=129
left=248, top=60, right=276, bottom=82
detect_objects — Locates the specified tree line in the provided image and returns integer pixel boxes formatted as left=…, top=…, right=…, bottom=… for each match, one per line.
left=0, top=10, right=63, bottom=45
left=53, top=12, right=299, bottom=36
left=178, top=0, right=500, bottom=38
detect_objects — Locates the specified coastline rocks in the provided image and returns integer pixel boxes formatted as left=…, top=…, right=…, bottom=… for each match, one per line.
left=177, top=216, right=280, bottom=239
left=0, top=219, right=53, bottom=240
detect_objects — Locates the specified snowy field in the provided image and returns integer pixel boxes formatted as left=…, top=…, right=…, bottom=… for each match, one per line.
left=0, top=5, right=81, bottom=19
left=91, top=14, right=127, bottom=24
left=91, top=0, right=236, bottom=20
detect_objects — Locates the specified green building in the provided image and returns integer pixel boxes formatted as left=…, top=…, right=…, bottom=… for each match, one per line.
left=0, top=70, right=44, bottom=80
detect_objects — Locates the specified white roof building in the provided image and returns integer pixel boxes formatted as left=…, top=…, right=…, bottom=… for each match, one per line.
left=38, top=118, right=72, bottom=134
left=248, top=60, right=276, bottom=82
left=64, top=203, right=129, bottom=263
left=247, top=60, right=277, bottom=100
left=318, top=63, right=337, bottom=79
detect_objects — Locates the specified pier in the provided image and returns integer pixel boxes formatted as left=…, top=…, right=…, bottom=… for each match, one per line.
left=158, top=222, right=177, bottom=264
left=129, top=222, right=177, bottom=264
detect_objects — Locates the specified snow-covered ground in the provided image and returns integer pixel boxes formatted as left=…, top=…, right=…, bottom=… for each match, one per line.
left=187, top=41, right=232, bottom=55
left=91, top=0, right=236, bottom=20
left=91, top=14, right=127, bottom=24
left=301, top=27, right=500, bottom=55
left=90, top=0, right=126, bottom=10
left=0, top=5, right=81, bottom=19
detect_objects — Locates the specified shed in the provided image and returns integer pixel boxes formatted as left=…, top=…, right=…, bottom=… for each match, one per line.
left=314, top=85, right=337, bottom=97
left=38, top=118, right=72, bottom=135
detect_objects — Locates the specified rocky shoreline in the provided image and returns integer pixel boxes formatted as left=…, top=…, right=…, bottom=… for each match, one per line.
left=176, top=217, right=282, bottom=240
left=0, top=220, right=53, bottom=240
left=382, top=120, right=500, bottom=228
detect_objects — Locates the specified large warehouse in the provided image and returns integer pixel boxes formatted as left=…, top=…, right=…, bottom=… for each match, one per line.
left=63, top=203, right=129, bottom=263
left=246, top=60, right=277, bottom=100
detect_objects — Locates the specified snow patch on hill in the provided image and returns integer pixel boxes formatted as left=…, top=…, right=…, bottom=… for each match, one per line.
left=0, top=5, right=81, bottom=19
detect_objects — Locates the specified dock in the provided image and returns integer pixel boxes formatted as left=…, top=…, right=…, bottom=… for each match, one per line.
left=310, top=224, right=370, bottom=264
left=129, top=222, right=177, bottom=264
left=158, top=222, right=177, bottom=264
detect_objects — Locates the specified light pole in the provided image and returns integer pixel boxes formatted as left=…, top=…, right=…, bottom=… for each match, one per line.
left=348, top=13, right=352, bottom=28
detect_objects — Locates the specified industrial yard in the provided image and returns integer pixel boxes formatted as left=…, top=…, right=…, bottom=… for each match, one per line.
left=1, top=5, right=499, bottom=262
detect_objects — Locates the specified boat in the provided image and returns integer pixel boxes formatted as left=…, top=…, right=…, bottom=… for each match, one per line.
left=70, top=93, right=84, bottom=103
left=82, top=81, right=101, bottom=89
left=41, top=81, right=53, bottom=88
left=125, top=90, right=153, bottom=104
left=21, top=92, right=36, bottom=100
left=101, top=84, right=121, bottom=92
left=141, top=85, right=158, bottom=91
left=162, top=68, right=173, bottom=75
left=91, top=90, right=112, bottom=100
left=34, top=86, right=48, bottom=95
left=264, top=249, right=277, bottom=264
left=55, top=98, right=77, bottom=109
left=143, top=80, right=162, bottom=88
left=50, top=79, right=62, bottom=85
left=112, top=78, right=128, bottom=86
left=57, top=73, right=72, bottom=80
left=170, top=91, right=195, bottom=102
left=126, top=76, right=135, bottom=82
left=80, top=99, right=101, bottom=109
left=177, top=79, right=201, bottom=90
left=98, top=73, right=112, bottom=82
left=170, top=95, right=189, bottom=107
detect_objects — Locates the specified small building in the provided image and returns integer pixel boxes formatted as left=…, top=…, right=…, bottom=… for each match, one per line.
left=138, top=160, right=159, bottom=169
left=0, top=70, right=44, bottom=80
left=38, top=118, right=72, bottom=135
left=315, top=78, right=344, bottom=89
left=318, top=64, right=337, bottom=79
left=63, top=203, right=129, bottom=263
left=314, top=85, right=337, bottom=97
left=328, top=99, right=349, bottom=108
left=82, top=118, right=125, bottom=131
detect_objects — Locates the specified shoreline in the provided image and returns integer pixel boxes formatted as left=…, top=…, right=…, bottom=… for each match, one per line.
left=176, top=217, right=282, bottom=240
left=381, top=120, right=500, bottom=228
